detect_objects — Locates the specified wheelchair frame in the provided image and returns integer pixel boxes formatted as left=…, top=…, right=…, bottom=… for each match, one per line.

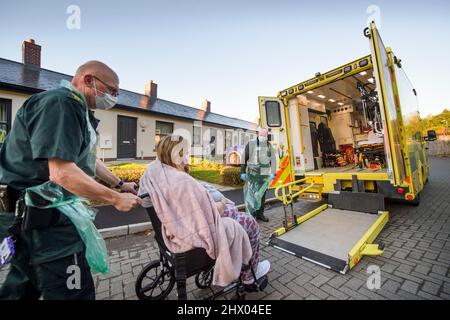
left=135, top=203, right=267, bottom=300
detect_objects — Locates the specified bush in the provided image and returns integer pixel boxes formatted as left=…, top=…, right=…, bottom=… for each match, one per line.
left=99, top=161, right=242, bottom=189
left=190, top=158, right=224, bottom=171
left=106, top=163, right=147, bottom=184
left=220, top=166, right=243, bottom=187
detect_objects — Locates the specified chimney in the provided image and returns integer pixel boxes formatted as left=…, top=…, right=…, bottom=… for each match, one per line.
left=201, top=99, right=211, bottom=113
left=22, top=39, right=41, bottom=67
left=144, top=80, right=158, bottom=98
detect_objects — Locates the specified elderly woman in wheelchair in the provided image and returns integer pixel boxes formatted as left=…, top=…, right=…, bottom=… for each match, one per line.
left=135, top=135, right=269, bottom=300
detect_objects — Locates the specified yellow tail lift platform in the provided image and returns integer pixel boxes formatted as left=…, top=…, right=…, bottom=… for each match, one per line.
left=270, top=184, right=389, bottom=274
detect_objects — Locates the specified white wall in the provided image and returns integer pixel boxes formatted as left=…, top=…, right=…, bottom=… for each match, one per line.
left=0, top=89, right=256, bottom=161
left=0, top=89, right=31, bottom=121
left=95, top=108, right=194, bottom=160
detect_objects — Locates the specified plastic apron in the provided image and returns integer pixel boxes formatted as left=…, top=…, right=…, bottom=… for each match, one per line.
left=243, top=143, right=272, bottom=215
left=23, top=84, right=109, bottom=274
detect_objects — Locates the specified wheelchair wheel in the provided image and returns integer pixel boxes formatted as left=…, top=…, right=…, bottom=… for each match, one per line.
left=135, top=259, right=175, bottom=300
left=195, top=269, right=213, bottom=289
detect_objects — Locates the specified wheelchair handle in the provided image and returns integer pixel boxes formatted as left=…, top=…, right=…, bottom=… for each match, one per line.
left=134, top=185, right=149, bottom=199
left=138, top=193, right=149, bottom=199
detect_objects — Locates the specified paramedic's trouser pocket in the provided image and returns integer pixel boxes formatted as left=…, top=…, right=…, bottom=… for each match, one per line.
left=35, top=251, right=95, bottom=300
left=0, top=247, right=95, bottom=300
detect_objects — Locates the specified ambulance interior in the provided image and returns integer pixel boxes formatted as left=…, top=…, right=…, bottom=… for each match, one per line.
left=297, top=68, right=388, bottom=174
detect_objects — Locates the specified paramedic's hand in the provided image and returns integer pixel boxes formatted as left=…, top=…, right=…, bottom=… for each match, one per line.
left=240, top=173, right=247, bottom=182
left=112, top=193, right=142, bottom=212
left=120, top=182, right=138, bottom=195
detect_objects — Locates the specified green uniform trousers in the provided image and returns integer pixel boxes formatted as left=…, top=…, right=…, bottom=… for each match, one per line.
left=0, top=234, right=95, bottom=300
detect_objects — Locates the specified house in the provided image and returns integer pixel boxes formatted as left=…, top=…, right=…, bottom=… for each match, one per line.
left=0, top=39, right=258, bottom=162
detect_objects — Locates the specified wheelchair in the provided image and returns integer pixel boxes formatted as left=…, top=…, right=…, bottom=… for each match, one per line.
left=135, top=195, right=268, bottom=300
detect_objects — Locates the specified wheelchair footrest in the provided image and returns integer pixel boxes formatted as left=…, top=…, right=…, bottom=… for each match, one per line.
left=242, top=275, right=269, bottom=293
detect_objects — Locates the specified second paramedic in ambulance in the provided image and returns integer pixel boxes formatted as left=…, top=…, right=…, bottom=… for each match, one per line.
left=0, top=61, right=142, bottom=300
left=240, top=128, right=276, bottom=222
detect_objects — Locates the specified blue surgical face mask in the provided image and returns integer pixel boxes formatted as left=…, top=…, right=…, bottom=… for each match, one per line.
left=93, top=79, right=118, bottom=110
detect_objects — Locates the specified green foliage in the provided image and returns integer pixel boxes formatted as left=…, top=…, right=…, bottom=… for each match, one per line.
left=189, top=158, right=223, bottom=170
left=421, top=109, right=450, bottom=135
left=105, top=160, right=240, bottom=187
left=107, top=163, right=147, bottom=184
left=220, top=166, right=243, bottom=187
left=189, top=167, right=221, bottom=185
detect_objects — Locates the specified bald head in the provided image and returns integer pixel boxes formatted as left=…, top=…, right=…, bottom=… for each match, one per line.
left=74, top=61, right=119, bottom=84
left=72, top=60, right=119, bottom=109
left=258, top=127, right=268, bottom=137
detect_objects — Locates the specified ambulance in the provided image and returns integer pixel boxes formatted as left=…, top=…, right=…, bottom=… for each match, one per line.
left=259, top=22, right=429, bottom=273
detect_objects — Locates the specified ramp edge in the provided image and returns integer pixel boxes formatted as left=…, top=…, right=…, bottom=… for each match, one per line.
left=269, top=237, right=348, bottom=273
left=348, top=211, right=389, bottom=269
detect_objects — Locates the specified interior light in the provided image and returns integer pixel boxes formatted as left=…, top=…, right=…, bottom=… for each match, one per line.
left=359, top=71, right=367, bottom=76
left=368, top=78, right=374, bottom=83
left=307, top=91, right=314, bottom=94
left=338, top=102, right=344, bottom=106
left=318, top=95, right=326, bottom=99
left=328, top=99, right=336, bottom=102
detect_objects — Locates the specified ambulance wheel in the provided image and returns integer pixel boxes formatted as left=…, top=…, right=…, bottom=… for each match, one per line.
left=195, top=269, right=213, bottom=289
left=135, top=259, right=175, bottom=300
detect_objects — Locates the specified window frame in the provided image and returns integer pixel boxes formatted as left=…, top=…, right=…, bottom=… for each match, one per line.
left=192, top=125, right=202, bottom=147
left=265, top=100, right=282, bottom=127
left=225, top=130, right=233, bottom=149
left=155, top=120, right=174, bottom=148
left=0, top=98, right=12, bottom=146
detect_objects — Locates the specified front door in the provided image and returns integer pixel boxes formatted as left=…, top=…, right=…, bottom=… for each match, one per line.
left=117, top=115, right=137, bottom=159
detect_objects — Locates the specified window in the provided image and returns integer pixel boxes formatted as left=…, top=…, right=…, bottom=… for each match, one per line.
left=0, top=99, right=12, bottom=145
left=155, top=121, right=173, bottom=146
left=225, top=130, right=232, bottom=149
left=209, top=128, right=217, bottom=157
left=244, top=134, right=250, bottom=145
left=193, top=125, right=202, bottom=146
left=233, top=133, right=238, bottom=146
left=395, top=64, right=422, bottom=143
left=240, top=132, right=245, bottom=145
left=265, top=101, right=282, bottom=127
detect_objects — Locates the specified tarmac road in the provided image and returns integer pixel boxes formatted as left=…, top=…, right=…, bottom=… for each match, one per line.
left=94, top=188, right=275, bottom=229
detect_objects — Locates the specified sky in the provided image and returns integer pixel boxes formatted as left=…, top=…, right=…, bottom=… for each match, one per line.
left=1, top=0, right=449, bottom=122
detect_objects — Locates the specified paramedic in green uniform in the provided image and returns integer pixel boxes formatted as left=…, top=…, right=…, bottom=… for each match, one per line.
left=240, top=128, right=276, bottom=222
left=0, top=61, right=142, bottom=300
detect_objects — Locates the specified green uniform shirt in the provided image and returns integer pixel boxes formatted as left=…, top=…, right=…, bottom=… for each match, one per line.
left=0, top=87, right=99, bottom=264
